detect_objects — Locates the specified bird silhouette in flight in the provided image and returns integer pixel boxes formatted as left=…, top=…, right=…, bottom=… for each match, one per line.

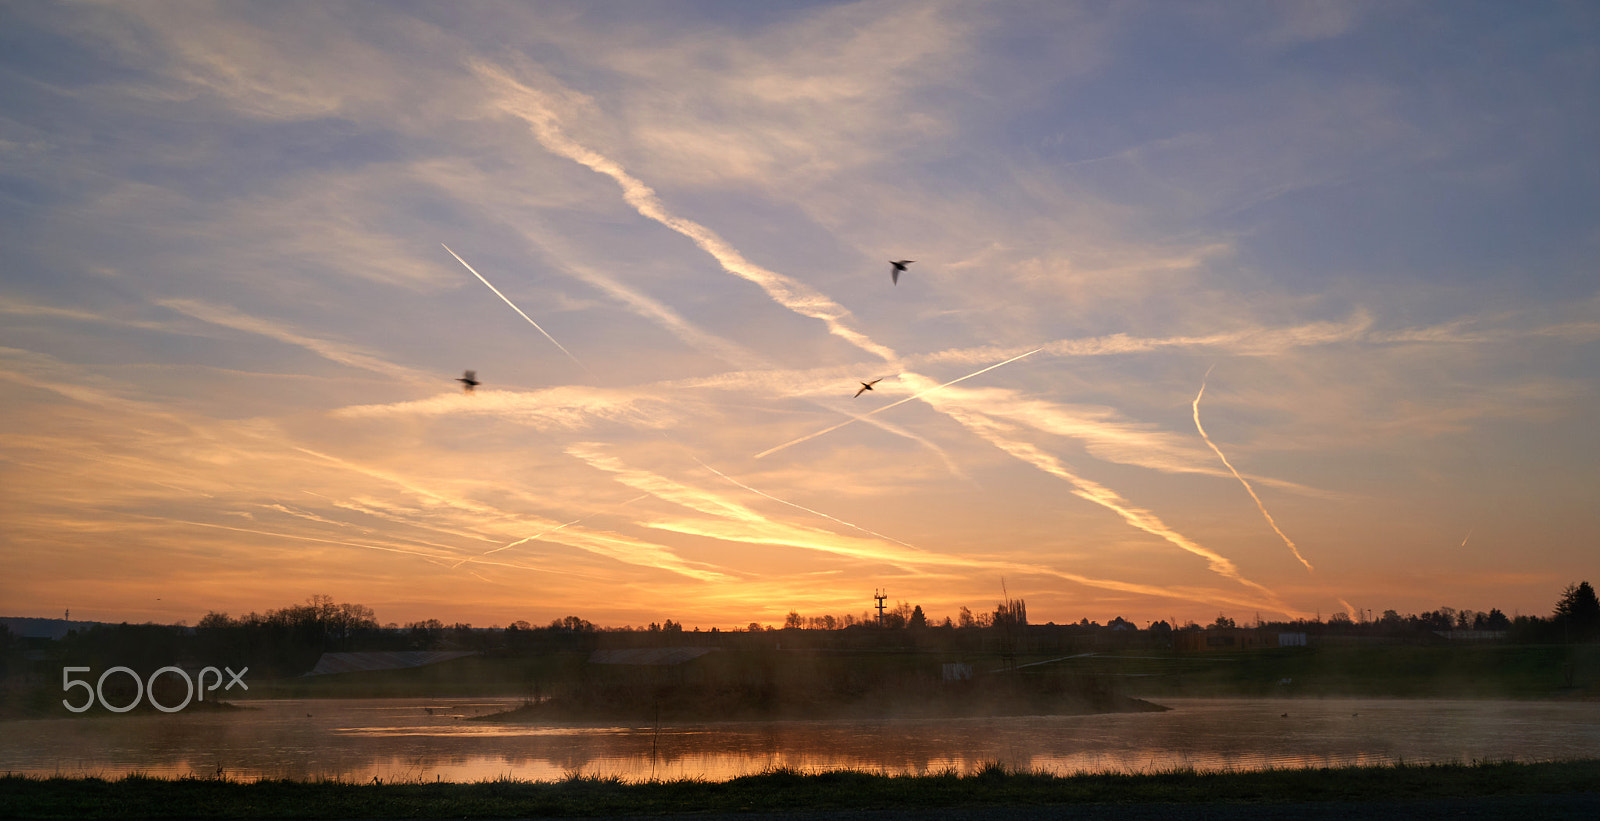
left=456, top=370, right=480, bottom=393
left=889, top=260, right=914, bottom=284
left=854, top=378, right=885, bottom=398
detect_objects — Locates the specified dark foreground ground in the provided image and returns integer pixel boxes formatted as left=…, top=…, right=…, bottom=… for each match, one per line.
left=632, top=795, right=1600, bottom=821
left=4, top=760, right=1598, bottom=820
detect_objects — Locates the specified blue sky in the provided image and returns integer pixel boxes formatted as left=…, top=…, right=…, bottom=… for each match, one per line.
left=1, top=1, right=1596, bottom=628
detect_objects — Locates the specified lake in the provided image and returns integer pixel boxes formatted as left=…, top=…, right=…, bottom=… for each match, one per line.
left=3, top=697, right=1597, bottom=783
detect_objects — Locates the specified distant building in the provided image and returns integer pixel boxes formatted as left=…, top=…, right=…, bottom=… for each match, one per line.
left=1174, top=628, right=1275, bottom=653
left=1434, top=630, right=1508, bottom=642
left=942, top=663, right=973, bottom=681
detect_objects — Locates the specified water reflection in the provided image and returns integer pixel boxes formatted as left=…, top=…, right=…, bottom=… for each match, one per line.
left=2, top=697, right=1596, bottom=783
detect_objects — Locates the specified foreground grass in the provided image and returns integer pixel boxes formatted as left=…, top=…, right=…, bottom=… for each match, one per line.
left=4, top=759, right=1598, bottom=818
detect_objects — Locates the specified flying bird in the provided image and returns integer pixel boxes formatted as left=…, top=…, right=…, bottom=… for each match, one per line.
left=854, top=378, right=885, bottom=398
left=456, top=370, right=480, bottom=392
left=889, top=260, right=914, bottom=285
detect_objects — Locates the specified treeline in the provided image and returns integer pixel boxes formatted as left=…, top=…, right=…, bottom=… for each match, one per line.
left=777, top=582, right=1600, bottom=642
left=3, top=583, right=1595, bottom=682
left=1196, top=581, right=1599, bottom=645
left=781, top=595, right=1027, bottom=632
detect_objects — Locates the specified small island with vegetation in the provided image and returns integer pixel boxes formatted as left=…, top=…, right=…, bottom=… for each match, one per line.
left=4, top=583, right=1599, bottom=720
left=472, top=654, right=1167, bottom=723
left=2, top=585, right=1599, bottom=818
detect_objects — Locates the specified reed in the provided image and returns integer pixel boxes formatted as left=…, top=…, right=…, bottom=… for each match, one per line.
left=3, top=759, right=1597, bottom=818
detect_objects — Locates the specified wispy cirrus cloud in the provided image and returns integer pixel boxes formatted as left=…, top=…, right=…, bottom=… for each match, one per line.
left=477, top=59, right=1298, bottom=608
left=529, top=526, right=734, bottom=584
left=913, top=312, right=1376, bottom=366
left=473, top=60, right=904, bottom=365
left=0, top=297, right=193, bottom=334
left=569, top=419, right=1300, bottom=615
left=285, top=444, right=738, bottom=584
left=5, top=3, right=1596, bottom=628
left=334, top=387, right=678, bottom=432
left=159, top=299, right=434, bottom=384
left=937, top=400, right=1294, bottom=609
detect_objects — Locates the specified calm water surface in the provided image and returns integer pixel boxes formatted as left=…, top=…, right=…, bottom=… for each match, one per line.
left=3, top=697, right=1597, bottom=783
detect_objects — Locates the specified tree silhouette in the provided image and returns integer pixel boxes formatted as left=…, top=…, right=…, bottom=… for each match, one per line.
left=1473, top=609, right=1511, bottom=631
left=993, top=593, right=1027, bottom=671
left=1554, top=581, right=1599, bottom=641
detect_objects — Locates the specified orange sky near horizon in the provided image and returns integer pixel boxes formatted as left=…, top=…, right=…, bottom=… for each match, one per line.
left=2, top=2, right=1596, bottom=631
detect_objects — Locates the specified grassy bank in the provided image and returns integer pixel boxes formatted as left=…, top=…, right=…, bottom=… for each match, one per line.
left=7, top=642, right=1593, bottom=720
left=192, top=647, right=1172, bottom=721
left=1087, top=643, right=1600, bottom=700
left=475, top=672, right=1167, bottom=722
left=246, top=643, right=1600, bottom=702
left=4, top=759, right=1597, bottom=818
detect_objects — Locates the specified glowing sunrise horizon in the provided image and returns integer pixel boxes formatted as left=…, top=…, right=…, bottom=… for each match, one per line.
left=1, top=2, right=1596, bottom=632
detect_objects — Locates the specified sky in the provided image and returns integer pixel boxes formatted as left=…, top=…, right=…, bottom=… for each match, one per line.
left=2, top=1, right=1597, bottom=631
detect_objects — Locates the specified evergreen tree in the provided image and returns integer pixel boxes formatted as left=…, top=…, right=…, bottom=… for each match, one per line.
left=1553, top=581, right=1600, bottom=641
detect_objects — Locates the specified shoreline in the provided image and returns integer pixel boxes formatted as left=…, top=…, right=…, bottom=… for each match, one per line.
left=3, top=760, right=1597, bottom=818
left=467, top=682, right=1169, bottom=723
left=7, top=689, right=1595, bottom=723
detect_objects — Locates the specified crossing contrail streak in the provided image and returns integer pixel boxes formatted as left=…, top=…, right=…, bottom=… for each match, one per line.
left=474, top=63, right=1292, bottom=607
left=928, top=405, right=1295, bottom=613
left=442, top=243, right=582, bottom=366
left=452, top=494, right=653, bottom=569
left=446, top=234, right=943, bottom=551
left=691, top=457, right=923, bottom=552
left=1194, top=368, right=1315, bottom=572
left=755, top=348, right=1043, bottom=459
left=161, top=518, right=456, bottom=564
left=473, top=62, right=899, bottom=365
left=451, top=518, right=583, bottom=569
left=1460, top=528, right=1473, bottom=548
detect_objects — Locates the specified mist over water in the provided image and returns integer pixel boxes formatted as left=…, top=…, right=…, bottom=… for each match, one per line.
left=4, top=697, right=1596, bottom=783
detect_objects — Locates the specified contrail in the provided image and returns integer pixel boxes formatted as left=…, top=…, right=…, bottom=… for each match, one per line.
left=473, top=62, right=899, bottom=365
left=929, top=404, right=1294, bottom=613
left=444, top=235, right=948, bottom=563
left=452, top=493, right=652, bottom=569
left=476, top=64, right=1290, bottom=606
left=690, top=457, right=924, bottom=552
left=755, top=348, right=1043, bottom=459
left=1460, top=528, right=1473, bottom=548
left=1194, top=367, right=1314, bottom=572
left=159, top=518, right=457, bottom=564
left=442, top=243, right=582, bottom=366
left=452, top=518, right=583, bottom=569
left=294, top=446, right=504, bottom=516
